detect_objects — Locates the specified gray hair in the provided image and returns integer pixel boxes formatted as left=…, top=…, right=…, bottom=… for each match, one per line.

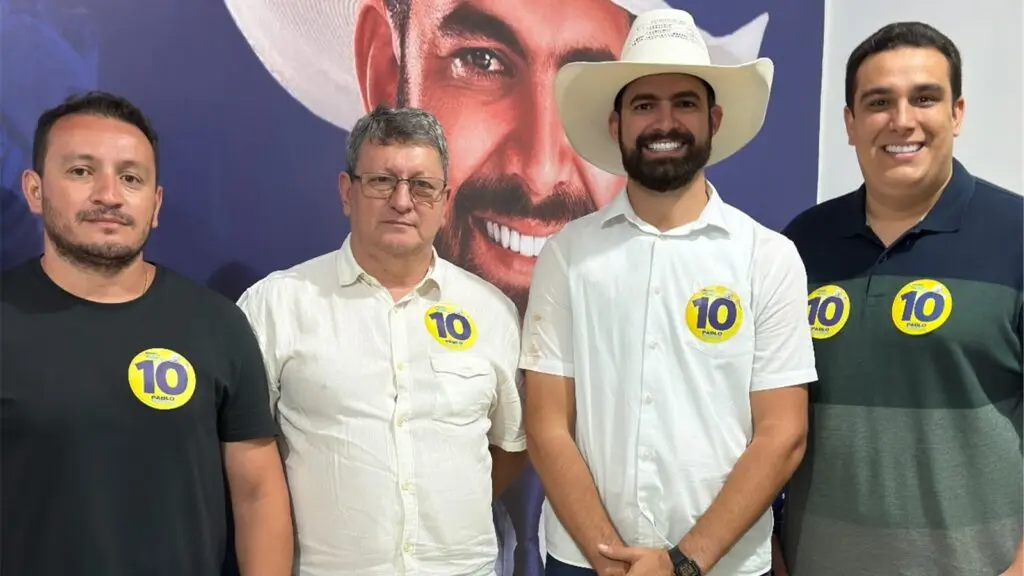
left=345, top=104, right=449, bottom=182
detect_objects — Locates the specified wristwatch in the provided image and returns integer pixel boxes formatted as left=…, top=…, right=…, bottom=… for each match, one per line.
left=667, top=545, right=702, bottom=576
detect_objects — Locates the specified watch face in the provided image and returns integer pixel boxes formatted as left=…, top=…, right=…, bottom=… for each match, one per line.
left=679, top=560, right=701, bottom=576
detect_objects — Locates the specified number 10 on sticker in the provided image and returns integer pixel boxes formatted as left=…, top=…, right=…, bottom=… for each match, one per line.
left=424, top=304, right=479, bottom=350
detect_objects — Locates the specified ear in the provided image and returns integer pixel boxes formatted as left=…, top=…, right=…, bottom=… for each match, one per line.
left=151, top=185, right=163, bottom=229
left=21, top=169, right=43, bottom=215
left=339, top=171, right=354, bottom=217
left=440, top=187, right=454, bottom=223
left=951, top=95, right=965, bottom=137
left=843, top=106, right=855, bottom=146
left=709, top=105, right=723, bottom=136
left=354, top=0, right=401, bottom=109
left=608, top=110, right=620, bottom=141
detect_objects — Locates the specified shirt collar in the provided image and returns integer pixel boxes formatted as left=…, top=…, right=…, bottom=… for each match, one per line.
left=599, top=179, right=731, bottom=236
left=336, top=235, right=444, bottom=292
left=837, top=157, right=976, bottom=237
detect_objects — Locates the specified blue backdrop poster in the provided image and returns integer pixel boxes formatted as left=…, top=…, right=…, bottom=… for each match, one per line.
left=0, top=0, right=825, bottom=574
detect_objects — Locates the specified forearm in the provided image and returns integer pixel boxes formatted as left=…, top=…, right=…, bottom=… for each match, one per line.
left=491, top=446, right=529, bottom=498
left=1008, top=538, right=1024, bottom=573
left=530, top=431, right=623, bottom=564
left=232, top=490, right=294, bottom=575
left=678, top=433, right=805, bottom=572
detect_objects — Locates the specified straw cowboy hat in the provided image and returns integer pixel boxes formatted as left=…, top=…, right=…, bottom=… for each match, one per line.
left=555, top=8, right=775, bottom=175
left=223, top=0, right=770, bottom=132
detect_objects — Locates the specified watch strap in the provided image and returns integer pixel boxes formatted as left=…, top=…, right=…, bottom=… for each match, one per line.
left=667, top=545, right=702, bottom=576
left=668, top=545, right=687, bottom=567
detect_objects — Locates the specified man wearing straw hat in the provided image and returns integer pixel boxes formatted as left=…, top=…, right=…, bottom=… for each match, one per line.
left=521, top=8, right=815, bottom=576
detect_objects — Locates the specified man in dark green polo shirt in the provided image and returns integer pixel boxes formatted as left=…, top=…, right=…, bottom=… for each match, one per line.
left=779, top=22, right=1023, bottom=576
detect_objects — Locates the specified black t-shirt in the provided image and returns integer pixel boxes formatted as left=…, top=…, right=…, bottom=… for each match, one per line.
left=1, top=259, right=279, bottom=576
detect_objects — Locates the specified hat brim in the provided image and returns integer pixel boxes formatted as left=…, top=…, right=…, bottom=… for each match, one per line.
left=224, top=0, right=364, bottom=130
left=554, top=59, right=774, bottom=175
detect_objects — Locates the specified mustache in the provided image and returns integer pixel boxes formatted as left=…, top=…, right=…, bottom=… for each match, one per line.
left=636, top=128, right=696, bottom=149
left=453, top=175, right=596, bottom=223
left=77, top=207, right=134, bottom=226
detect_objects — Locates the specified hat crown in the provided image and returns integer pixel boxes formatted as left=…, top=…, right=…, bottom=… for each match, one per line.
left=620, top=9, right=711, bottom=67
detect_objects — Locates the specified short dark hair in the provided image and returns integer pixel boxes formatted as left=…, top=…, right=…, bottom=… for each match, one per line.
left=384, top=1, right=637, bottom=108
left=32, top=91, right=160, bottom=180
left=845, top=22, right=962, bottom=111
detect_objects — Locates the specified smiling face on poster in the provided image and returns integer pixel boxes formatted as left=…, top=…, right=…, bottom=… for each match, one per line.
left=223, top=0, right=773, bottom=312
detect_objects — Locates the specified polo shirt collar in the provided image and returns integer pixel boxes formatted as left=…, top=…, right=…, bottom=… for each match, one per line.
left=600, top=179, right=731, bottom=236
left=838, top=157, right=976, bottom=237
left=336, top=234, right=443, bottom=291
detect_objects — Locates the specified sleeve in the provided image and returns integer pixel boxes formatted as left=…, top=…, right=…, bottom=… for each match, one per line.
left=216, top=302, right=280, bottom=442
left=235, top=283, right=283, bottom=421
left=519, top=238, right=574, bottom=377
left=750, top=234, right=818, bottom=392
left=487, top=313, right=527, bottom=452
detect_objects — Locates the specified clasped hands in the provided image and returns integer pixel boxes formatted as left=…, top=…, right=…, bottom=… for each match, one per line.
left=594, top=543, right=676, bottom=576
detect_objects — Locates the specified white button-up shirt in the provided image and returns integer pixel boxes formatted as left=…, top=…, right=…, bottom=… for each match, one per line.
left=520, top=185, right=817, bottom=576
left=237, top=237, right=526, bottom=576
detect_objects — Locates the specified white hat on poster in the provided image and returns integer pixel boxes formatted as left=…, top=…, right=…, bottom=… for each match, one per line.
left=222, top=0, right=770, bottom=132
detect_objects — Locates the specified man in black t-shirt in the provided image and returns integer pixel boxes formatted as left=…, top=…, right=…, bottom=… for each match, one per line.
left=0, top=91, right=294, bottom=576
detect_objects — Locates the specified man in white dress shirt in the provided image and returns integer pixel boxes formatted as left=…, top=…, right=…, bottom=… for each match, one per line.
left=521, top=9, right=816, bottom=576
left=237, top=104, right=529, bottom=576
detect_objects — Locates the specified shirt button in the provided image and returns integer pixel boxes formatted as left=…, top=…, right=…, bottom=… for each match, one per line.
left=648, top=342, right=658, bottom=350
left=653, top=286, right=661, bottom=295
left=644, top=394, right=653, bottom=405
left=396, top=362, right=406, bottom=371
left=401, top=481, right=412, bottom=491
left=403, top=542, right=412, bottom=553
left=396, top=415, right=405, bottom=427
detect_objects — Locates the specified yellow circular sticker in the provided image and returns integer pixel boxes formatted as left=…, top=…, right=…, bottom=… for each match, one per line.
left=685, top=285, right=743, bottom=343
left=891, top=279, right=953, bottom=336
left=127, top=348, right=197, bottom=410
left=424, top=303, right=478, bottom=350
left=807, top=285, right=851, bottom=339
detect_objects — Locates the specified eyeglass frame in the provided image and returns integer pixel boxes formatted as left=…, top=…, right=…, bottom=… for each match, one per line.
left=348, top=171, right=449, bottom=204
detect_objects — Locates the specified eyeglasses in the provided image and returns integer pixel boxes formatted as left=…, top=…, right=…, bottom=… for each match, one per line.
left=350, top=172, right=447, bottom=203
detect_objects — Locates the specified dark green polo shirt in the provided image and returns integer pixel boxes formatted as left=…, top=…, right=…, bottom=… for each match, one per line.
left=781, top=158, right=1023, bottom=576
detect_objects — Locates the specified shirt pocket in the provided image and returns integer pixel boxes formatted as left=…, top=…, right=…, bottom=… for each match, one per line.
left=429, top=354, right=496, bottom=426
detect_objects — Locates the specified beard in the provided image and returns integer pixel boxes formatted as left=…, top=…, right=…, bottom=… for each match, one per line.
left=43, top=198, right=150, bottom=274
left=620, top=125, right=713, bottom=193
left=435, top=175, right=595, bottom=311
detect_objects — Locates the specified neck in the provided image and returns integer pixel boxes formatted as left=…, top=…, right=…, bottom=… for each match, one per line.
left=41, top=244, right=152, bottom=304
left=350, top=239, right=433, bottom=291
left=626, top=174, right=710, bottom=232
left=865, top=162, right=953, bottom=226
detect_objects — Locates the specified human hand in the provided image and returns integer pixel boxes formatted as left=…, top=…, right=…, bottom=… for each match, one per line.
left=591, top=556, right=630, bottom=576
left=598, top=543, right=674, bottom=576
left=999, top=560, right=1023, bottom=576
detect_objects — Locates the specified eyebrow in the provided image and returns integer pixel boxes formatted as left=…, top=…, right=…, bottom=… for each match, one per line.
left=629, top=90, right=704, bottom=106
left=858, top=82, right=946, bottom=104
left=61, top=153, right=98, bottom=165
left=60, top=153, right=151, bottom=176
left=438, top=3, right=616, bottom=67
